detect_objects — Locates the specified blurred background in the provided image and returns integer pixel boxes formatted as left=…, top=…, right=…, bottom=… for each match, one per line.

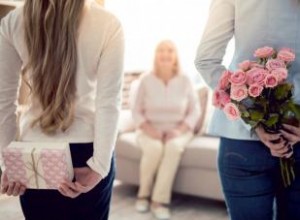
left=106, top=0, right=234, bottom=84
left=0, top=0, right=233, bottom=219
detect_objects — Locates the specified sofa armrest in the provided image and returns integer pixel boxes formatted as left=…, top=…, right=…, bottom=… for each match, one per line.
left=119, top=110, right=136, bottom=134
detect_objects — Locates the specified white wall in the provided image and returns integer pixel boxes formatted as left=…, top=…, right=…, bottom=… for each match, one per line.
left=106, top=0, right=234, bottom=85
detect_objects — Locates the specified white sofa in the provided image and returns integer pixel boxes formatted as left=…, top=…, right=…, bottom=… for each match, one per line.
left=115, top=87, right=224, bottom=201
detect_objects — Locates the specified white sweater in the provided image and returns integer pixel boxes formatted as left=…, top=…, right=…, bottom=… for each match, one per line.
left=0, top=1, right=124, bottom=178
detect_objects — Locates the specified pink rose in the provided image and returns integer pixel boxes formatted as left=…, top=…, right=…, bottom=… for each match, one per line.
left=230, top=85, right=248, bottom=101
left=271, top=68, right=288, bottom=82
left=247, top=68, right=268, bottom=86
left=230, top=70, right=247, bottom=86
left=277, top=48, right=296, bottom=63
left=220, top=91, right=231, bottom=107
left=218, top=70, right=232, bottom=89
left=250, top=62, right=264, bottom=69
left=254, top=46, right=275, bottom=58
left=239, top=60, right=251, bottom=71
left=213, top=90, right=221, bottom=108
left=248, top=84, right=263, bottom=97
left=266, top=59, right=286, bottom=71
left=224, top=103, right=241, bottom=120
left=264, top=74, right=278, bottom=88
left=213, top=89, right=230, bottom=109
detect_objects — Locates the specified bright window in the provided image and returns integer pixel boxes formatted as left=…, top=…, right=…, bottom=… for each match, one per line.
left=106, top=0, right=234, bottom=85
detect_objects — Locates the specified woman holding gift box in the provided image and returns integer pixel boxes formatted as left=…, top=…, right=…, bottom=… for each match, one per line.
left=0, top=0, right=124, bottom=220
left=195, top=0, right=300, bottom=220
left=132, top=40, right=200, bottom=220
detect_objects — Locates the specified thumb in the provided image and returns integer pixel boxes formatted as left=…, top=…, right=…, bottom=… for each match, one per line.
left=1, top=171, right=8, bottom=190
left=1, top=170, right=8, bottom=182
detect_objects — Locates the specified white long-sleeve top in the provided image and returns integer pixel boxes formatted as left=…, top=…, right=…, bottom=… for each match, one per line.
left=0, top=0, right=124, bottom=178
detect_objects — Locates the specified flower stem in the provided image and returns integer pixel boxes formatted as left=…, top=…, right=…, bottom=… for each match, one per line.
left=280, top=158, right=295, bottom=188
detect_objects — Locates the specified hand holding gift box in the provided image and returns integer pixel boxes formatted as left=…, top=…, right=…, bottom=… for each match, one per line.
left=2, top=142, right=74, bottom=190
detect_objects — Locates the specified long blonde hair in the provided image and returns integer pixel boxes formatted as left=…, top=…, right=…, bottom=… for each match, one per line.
left=153, top=40, right=180, bottom=75
left=22, top=0, right=84, bottom=134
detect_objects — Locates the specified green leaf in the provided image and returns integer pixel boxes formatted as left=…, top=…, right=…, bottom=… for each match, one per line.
left=274, top=83, right=293, bottom=100
left=249, top=110, right=264, bottom=121
left=289, top=103, right=300, bottom=120
left=294, top=104, right=300, bottom=118
left=242, top=111, right=250, bottom=118
left=281, top=101, right=293, bottom=112
left=249, top=121, right=257, bottom=126
left=265, top=114, right=279, bottom=127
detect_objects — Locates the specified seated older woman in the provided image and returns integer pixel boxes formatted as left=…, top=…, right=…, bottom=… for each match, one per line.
left=131, top=40, right=200, bottom=220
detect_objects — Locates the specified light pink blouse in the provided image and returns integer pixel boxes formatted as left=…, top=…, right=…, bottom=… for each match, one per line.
left=132, top=72, right=200, bottom=132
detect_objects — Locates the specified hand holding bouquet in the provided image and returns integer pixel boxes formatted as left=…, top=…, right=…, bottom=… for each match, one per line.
left=213, top=46, right=300, bottom=187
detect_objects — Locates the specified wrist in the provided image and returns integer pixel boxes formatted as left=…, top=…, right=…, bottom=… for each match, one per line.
left=140, top=122, right=149, bottom=130
left=86, top=157, right=106, bottom=178
left=177, top=122, right=190, bottom=133
left=90, top=168, right=102, bottom=179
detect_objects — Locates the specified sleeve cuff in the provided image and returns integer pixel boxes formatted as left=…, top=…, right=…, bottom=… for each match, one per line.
left=86, top=157, right=109, bottom=179
left=184, top=118, right=197, bottom=131
left=0, top=162, right=6, bottom=173
left=135, top=117, right=147, bottom=129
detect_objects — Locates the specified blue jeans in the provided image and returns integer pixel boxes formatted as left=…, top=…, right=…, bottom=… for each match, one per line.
left=219, top=138, right=300, bottom=220
left=20, top=143, right=115, bottom=220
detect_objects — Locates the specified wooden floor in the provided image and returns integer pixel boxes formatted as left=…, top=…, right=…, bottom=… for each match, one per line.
left=0, top=182, right=228, bottom=220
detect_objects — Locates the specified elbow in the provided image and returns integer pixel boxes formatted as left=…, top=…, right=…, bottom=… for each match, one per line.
left=194, top=46, right=212, bottom=76
left=194, top=55, right=211, bottom=84
left=194, top=52, right=206, bottom=74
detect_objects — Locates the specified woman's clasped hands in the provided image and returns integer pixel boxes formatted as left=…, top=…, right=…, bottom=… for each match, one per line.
left=141, top=122, right=190, bottom=143
left=256, top=124, right=300, bottom=158
left=58, top=167, right=102, bottom=198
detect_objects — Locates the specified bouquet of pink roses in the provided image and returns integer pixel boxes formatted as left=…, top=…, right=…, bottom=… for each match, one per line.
left=213, top=46, right=300, bottom=187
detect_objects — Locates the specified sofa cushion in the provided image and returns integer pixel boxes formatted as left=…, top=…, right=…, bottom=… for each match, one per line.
left=181, top=136, right=220, bottom=170
left=116, top=132, right=220, bottom=170
left=116, top=132, right=142, bottom=160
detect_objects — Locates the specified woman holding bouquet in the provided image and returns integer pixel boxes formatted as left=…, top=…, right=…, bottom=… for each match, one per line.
left=0, top=0, right=124, bottom=220
left=195, top=0, right=300, bottom=220
left=132, top=40, right=200, bottom=220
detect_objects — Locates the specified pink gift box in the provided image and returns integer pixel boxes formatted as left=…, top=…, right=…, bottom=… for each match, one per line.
left=2, top=142, right=74, bottom=190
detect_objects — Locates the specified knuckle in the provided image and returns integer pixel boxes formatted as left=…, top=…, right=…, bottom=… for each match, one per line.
left=271, top=144, right=276, bottom=149
left=263, top=140, right=269, bottom=146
